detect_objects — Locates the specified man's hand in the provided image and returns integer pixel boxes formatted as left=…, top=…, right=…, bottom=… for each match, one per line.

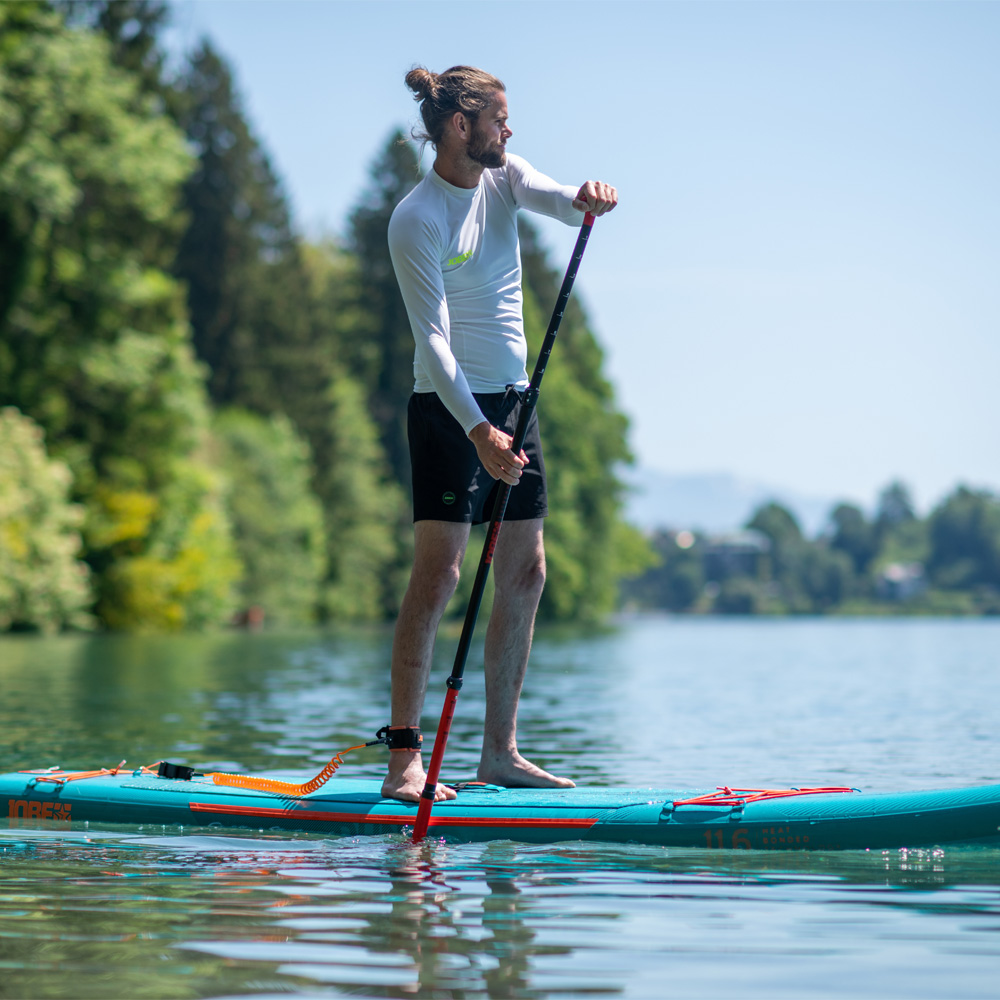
left=573, top=180, right=618, bottom=217
left=469, top=421, right=528, bottom=485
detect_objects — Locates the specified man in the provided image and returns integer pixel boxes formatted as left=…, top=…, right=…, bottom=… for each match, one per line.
left=384, top=65, right=617, bottom=802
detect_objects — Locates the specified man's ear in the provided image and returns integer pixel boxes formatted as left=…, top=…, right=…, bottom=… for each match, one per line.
left=450, top=110, right=470, bottom=143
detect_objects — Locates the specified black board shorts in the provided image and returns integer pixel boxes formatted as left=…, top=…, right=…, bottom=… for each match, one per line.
left=408, top=389, right=548, bottom=525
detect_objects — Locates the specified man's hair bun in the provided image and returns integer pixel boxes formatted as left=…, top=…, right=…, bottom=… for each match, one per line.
left=404, top=67, right=439, bottom=103
left=403, top=65, right=505, bottom=147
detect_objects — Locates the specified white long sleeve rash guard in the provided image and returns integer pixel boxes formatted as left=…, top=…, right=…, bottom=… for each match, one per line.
left=387, top=153, right=584, bottom=434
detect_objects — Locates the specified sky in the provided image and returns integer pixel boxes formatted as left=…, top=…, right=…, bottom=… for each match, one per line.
left=165, top=0, right=999, bottom=514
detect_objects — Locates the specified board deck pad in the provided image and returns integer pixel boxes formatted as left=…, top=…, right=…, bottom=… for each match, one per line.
left=5, top=769, right=1000, bottom=850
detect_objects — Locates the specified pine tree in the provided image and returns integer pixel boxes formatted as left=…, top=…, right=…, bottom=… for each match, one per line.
left=173, top=41, right=315, bottom=413
left=347, top=131, right=424, bottom=489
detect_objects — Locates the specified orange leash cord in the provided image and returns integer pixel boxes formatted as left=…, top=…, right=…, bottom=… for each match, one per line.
left=208, top=726, right=412, bottom=796
left=672, top=786, right=858, bottom=808
left=208, top=743, right=372, bottom=796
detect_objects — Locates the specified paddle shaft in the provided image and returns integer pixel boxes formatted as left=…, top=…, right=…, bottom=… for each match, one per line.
left=412, top=212, right=596, bottom=842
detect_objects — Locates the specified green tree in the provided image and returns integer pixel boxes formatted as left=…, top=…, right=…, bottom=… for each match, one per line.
left=797, top=546, right=855, bottom=611
left=301, top=241, right=410, bottom=619
left=873, top=480, right=928, bottom=570
left=927, top=487, right=1000, bottom=592
left=829, top=502, right=878, bottom=576
left=171, top=44, right=410, bottom=619
left=213, top=410, right=326, bottom=625
left=876, top=480, right=917, bottom=532
left=745, top=502, right=855, bottom=612
left=746, top=501, right=803, bottom=588
left=56, top=0, right=172, bottom=99
left=0, top=5, right=238, bottom=630
left=0, top=408, right=93, bottom=631
left=91, top=457, right=241, bottom=631
left=715, top=577, right=764, bottom=615
left=346, top=130, right=424, bottom=488
left=746, top=502, right=803, bottom=550
left=172, top=41, right=314, bottom=414
left=621, top=530, right=702, bottom=612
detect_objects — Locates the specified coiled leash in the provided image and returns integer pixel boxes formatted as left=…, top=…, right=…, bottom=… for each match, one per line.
left=208, top=726, right=422, bottom=796
left=22, top=726, right=422, bottom=798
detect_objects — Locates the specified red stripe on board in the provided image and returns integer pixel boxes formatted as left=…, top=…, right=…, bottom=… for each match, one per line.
left=435, top=817, right=597, bottom=828
left=189, top=801, right=597, bottom=830
left=190, top=802, right=409, bottom=824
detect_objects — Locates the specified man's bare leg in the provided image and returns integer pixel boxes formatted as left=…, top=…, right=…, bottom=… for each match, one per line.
left=382, top=520, right=470, bottom=803
left=477, top=518, right=575, bottom=789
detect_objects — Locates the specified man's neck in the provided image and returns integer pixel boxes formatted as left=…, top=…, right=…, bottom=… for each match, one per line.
left=432, top=152, right=484, bottom=190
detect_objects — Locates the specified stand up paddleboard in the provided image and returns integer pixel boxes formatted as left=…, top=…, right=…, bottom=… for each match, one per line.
left=4, top=766, right=1000, bottom=850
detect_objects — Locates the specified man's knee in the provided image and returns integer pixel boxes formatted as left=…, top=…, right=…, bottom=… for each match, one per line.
left=406, top=521, right=470, bottom=613
left=497, top=546, right=546, bottom=600
left=524, top=550, right=547, bottom=595
left=407, top=558, right=462, bottom=613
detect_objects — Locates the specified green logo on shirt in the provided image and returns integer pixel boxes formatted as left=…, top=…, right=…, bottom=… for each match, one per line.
left=447, top=251, right=474, bottom=267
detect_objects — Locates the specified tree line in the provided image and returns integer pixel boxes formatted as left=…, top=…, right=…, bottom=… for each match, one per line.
left=0, top=1, right=648, bottom=632
left=625, top=481, right=1000, bottom=616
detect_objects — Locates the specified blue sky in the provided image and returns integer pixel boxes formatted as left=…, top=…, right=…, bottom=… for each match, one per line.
left=166, top=0, right=999, bottom=513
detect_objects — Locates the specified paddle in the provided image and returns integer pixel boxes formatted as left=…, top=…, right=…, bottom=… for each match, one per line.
left=412, top=212, right=597, bottom=843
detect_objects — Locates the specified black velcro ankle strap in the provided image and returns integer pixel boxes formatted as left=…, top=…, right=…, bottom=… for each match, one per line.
left=375, top=725, right=423, bottom=751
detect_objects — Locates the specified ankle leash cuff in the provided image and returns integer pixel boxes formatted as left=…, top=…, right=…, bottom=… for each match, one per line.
left=375, top=725, right=423, bottom=752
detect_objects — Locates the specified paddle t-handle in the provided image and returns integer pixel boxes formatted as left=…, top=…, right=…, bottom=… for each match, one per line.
left=412, top=211, right=597, bottom=843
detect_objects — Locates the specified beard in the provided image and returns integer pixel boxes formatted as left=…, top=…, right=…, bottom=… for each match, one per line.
left=467, top=125, right=506, bottom=169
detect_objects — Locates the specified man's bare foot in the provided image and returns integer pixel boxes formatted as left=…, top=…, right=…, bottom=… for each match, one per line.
left=478, top=750, right=575, bottom=789
left=381, top=754, right=457, bottom=803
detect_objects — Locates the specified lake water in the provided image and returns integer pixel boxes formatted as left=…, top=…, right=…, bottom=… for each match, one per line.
left=1, top=617, right=999, bottom=998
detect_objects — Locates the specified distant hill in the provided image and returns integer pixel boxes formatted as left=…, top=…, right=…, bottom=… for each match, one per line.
left=622, top=468, right=841, bottom=537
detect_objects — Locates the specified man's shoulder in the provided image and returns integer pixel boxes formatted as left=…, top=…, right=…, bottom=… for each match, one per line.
left=496, top=153, right=533, bottom=182
left=388, top=180, right=443, bottom=244
left=482, top=154, right=534, bottom=207
left=390, top=177, right=430, bottom=223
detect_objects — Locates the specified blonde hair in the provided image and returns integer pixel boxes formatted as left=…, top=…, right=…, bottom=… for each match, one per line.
left=404, top=65, right=505, bottom=146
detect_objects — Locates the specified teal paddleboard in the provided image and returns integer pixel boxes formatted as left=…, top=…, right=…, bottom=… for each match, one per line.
left=4, top=768, right=1000, bottom=849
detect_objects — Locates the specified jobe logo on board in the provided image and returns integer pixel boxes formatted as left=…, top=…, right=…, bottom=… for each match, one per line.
left=7, top=799, right=72, bottom=823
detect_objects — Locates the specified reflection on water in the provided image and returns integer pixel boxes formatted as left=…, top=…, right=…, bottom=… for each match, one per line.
left=2, top=619, right=1000, bottom=998
left=3, top=827, right=1000, bottom=999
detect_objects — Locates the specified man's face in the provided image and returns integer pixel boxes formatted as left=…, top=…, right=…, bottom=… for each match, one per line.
left=467, top=92, right=512, bottom=169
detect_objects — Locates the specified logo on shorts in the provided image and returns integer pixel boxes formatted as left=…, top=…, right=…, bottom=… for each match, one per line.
left=442, top=491, right=456, bottom=505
